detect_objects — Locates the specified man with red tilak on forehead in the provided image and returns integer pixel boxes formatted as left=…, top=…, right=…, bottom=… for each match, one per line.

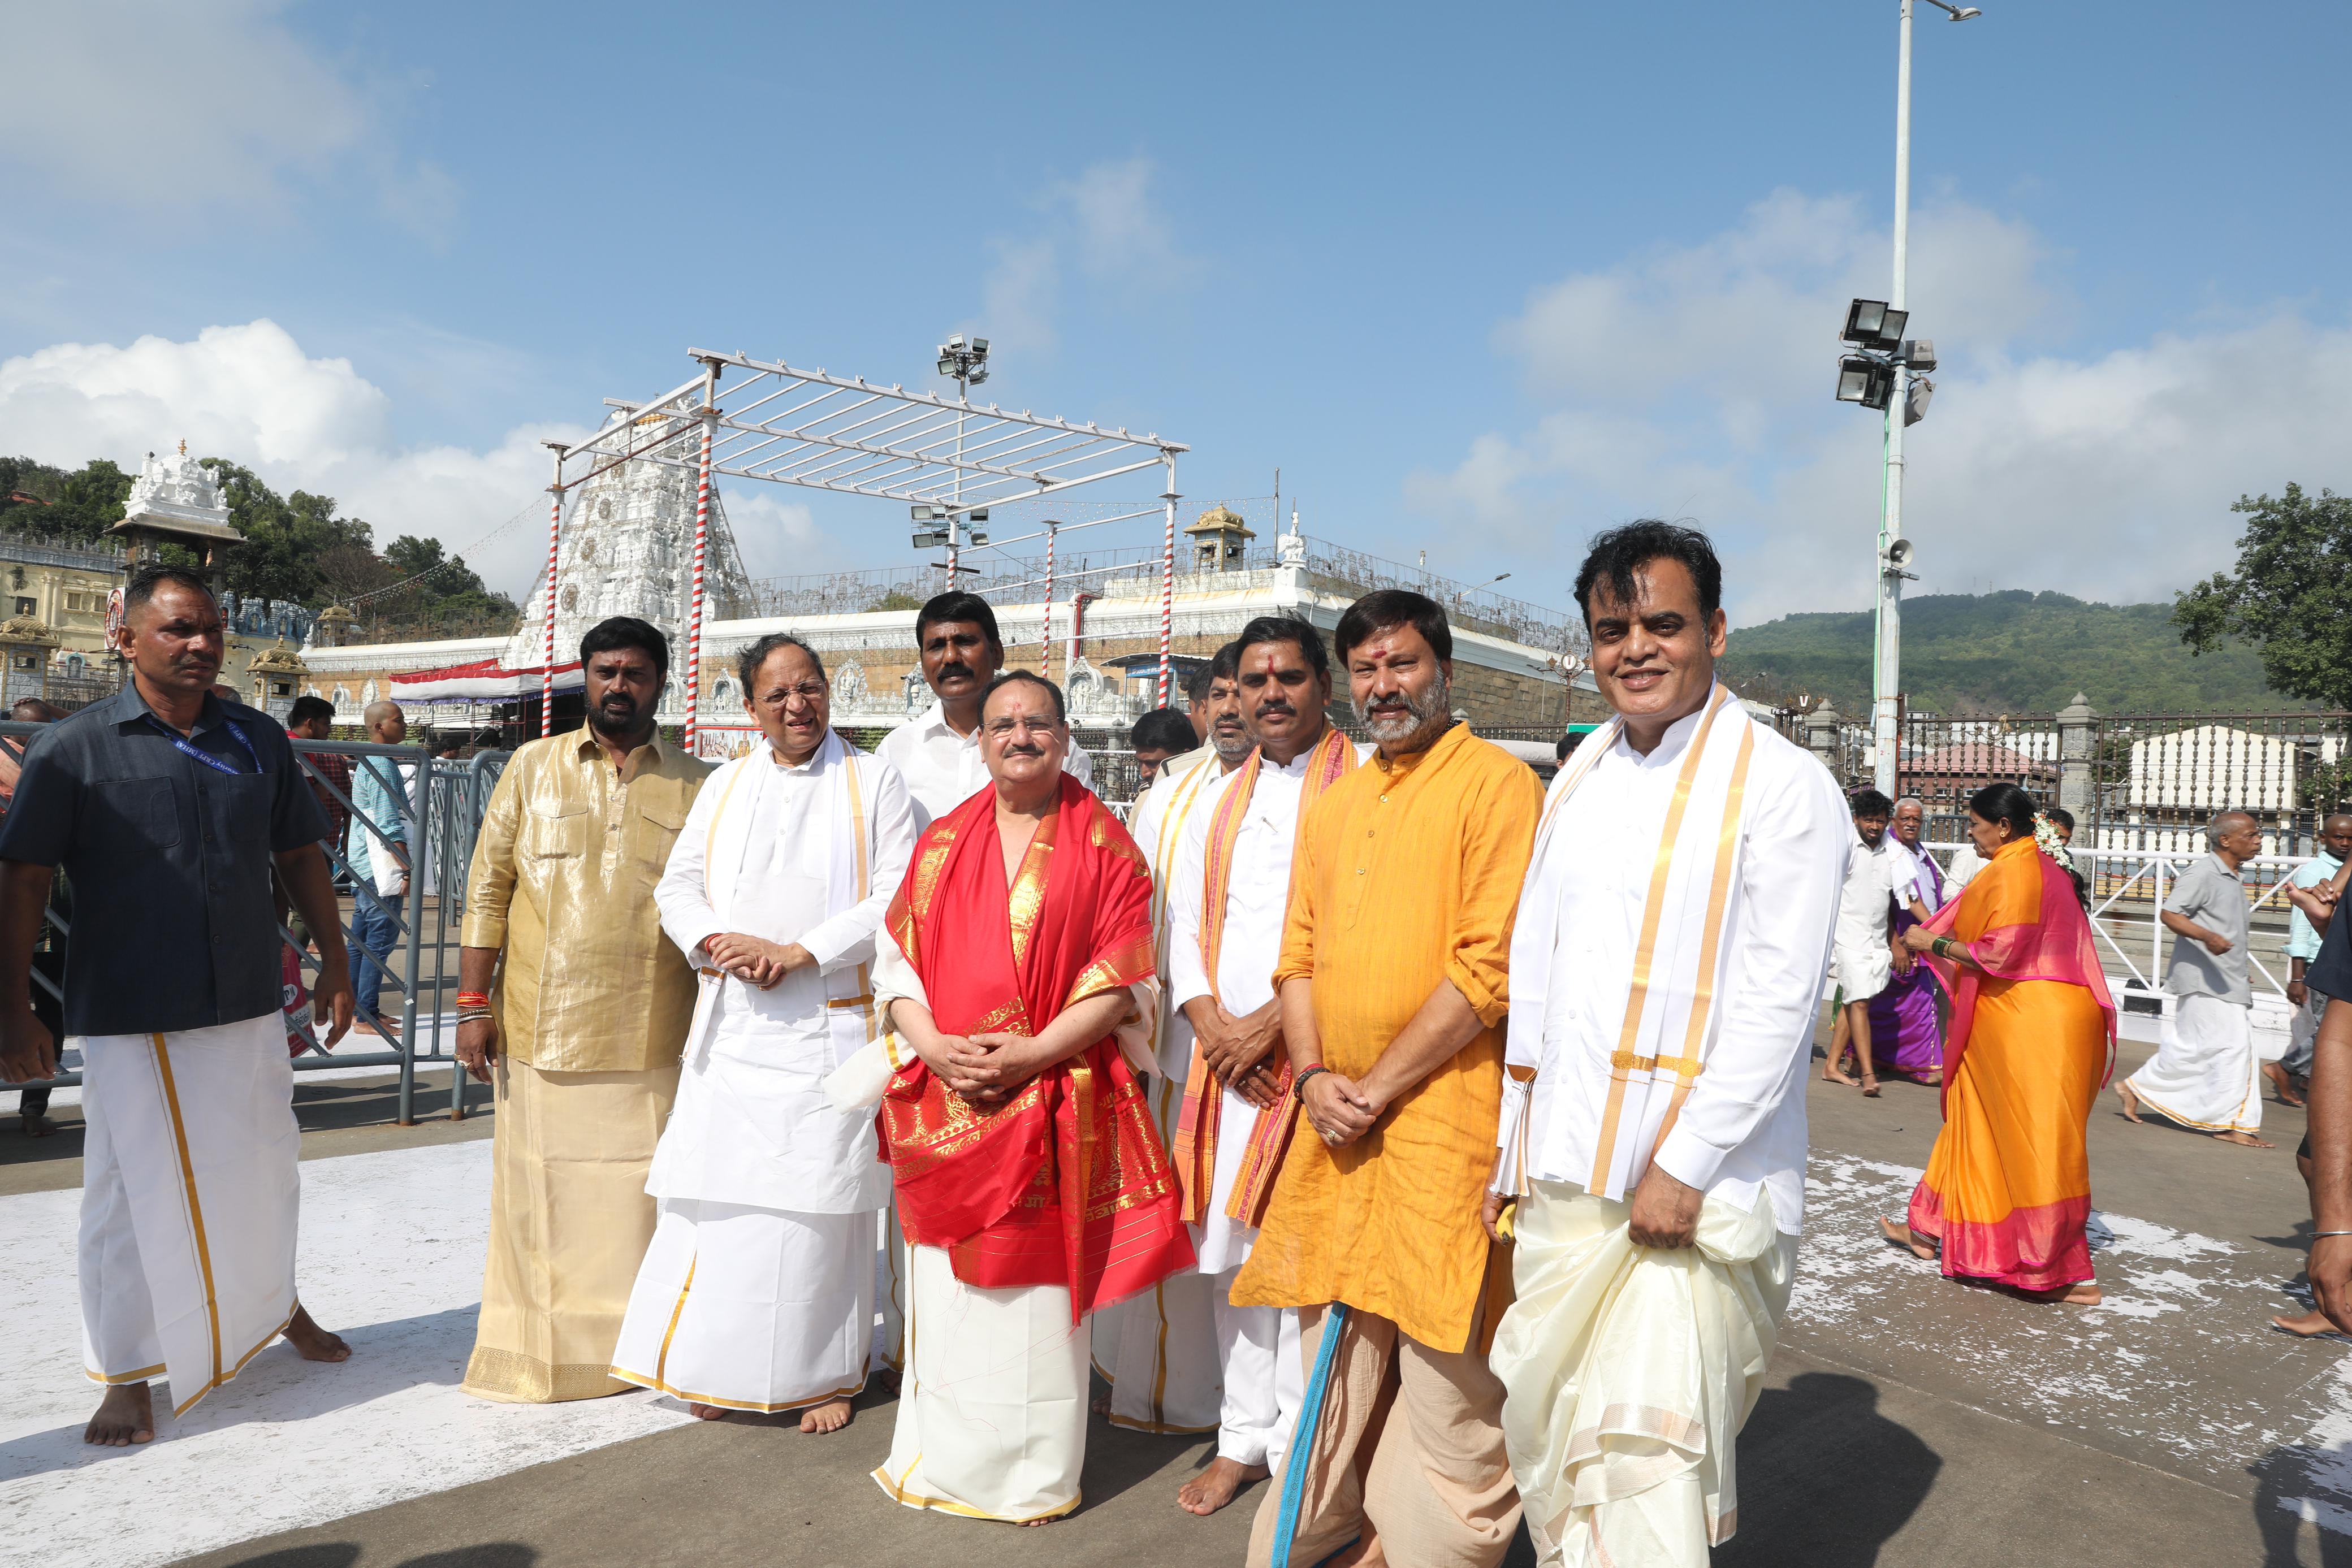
left=858, top=669, right=1194, bottom=1524
left=1488, top=522, right=1847, bottom=1567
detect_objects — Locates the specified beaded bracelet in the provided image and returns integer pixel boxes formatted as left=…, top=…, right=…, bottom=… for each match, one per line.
left=1293, top=1064, right=1331, bottom=1103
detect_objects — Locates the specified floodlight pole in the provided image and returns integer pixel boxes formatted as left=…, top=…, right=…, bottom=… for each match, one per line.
left=539, top=441, right=568, bottom=738
left=1156, top=455, right=1179, bottom=707
left=683, top=358, right=720, bottom=755
left=1871, top=0, right=1917, bottom=799
left=949, top=385, right=965, bottom=582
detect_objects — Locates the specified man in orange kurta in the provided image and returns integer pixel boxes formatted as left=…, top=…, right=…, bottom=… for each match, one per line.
left=1231, top=590, right=1539, bottom=1568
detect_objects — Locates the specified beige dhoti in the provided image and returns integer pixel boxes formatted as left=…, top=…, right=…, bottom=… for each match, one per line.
left=78, top=1014, right=300, bottom=1416
left=1247, top=1297, right=1521, bottom=1568
left=1490, top=1180, right=1795, bottom=1567
left=463, top=1055, right=679, bottom=1402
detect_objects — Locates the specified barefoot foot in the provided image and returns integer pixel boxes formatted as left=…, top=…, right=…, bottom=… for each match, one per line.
left=1090, top=1389, right=1112, bottom=1417
left=1822, top=1067, right=1858, bottom=1086
left=1861, top=1076, right=1882, bottom=1098
left=870, top=1366, right=902, bottom=1397
left=797, top=1396, right=853, bottom=1435
left=2274, top=1310, right=2341, bottom=1337
left=2117, top=1082, right=2145, bottom=1124
left=84, top=1381, right=155, bottom=1446
left=688, top=1403, right=729, bottom=1421
left=284, top=1304, right=351, bottom=1363
left=2265, top=1063, right=2307, bottom=1108
left=1879, top=1216, right=1936, bottom=1261
left=2038, top=1281, right=2103, bottom=1306
left=1178, top=1456, right=1270, bottom=1517
left=2217, top=1130, right=2275, bottom=1148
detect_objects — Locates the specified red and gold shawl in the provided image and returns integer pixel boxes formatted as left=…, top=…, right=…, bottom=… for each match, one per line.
left=880, top=772, right=1194, bottom=1320
left=1170, top=726, right=1360, bottom=1227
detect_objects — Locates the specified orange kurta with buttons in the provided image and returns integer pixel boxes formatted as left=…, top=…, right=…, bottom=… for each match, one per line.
left=1229, top=722, right=1541, bottom=1352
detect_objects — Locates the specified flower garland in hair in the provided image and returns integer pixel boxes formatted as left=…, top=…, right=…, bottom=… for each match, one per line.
left=2033, top=812, right=2075, bottom=873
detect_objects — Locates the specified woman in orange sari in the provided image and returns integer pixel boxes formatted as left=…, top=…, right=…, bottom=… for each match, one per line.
left=1878, top=782, right=2116, bottom=1303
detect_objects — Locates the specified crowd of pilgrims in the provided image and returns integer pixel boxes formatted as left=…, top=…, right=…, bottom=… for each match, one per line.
left=6, top=518, right=2325, bottom=1568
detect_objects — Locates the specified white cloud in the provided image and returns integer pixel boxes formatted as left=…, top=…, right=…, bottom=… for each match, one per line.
left=1408, top=189, right=2346, bottom=624
left=0, top=320, right=580, bottom=592
left=0, top=1, right=456, bottom=242
left=972, top=158, right=1195, bottom=357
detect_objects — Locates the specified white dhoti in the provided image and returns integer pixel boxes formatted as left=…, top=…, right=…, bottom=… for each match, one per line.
left=1828, top=940, right=1890, bottom=1004
left=1210, top=1269, right=1301, bottom=1469
left=2127, top=992, right=2262, bottom=1134
left=873, top=1242, right=1091, bottom=1523
left=78, top=1014, right=299, bottom=1416
left=1100, top=1065, right=1221, bottom=1434
left=1490, top=1181, right=1795, bottom=1567
left=611, top=1198, right=874, bottom=1411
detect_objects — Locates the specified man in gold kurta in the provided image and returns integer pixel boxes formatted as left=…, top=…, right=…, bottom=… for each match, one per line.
left=1232, top=590, right=1538, bottom=1568
left=456, top=618, right=712, bottom=1402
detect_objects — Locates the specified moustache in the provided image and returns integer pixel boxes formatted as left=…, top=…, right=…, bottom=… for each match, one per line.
left=1252, top=702, right=1295, bottom=720
left=938, top=663, right=976, bottom=681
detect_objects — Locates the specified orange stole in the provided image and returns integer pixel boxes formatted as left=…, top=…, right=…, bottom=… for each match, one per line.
left=1170, top=727, right=1360, bottom=1228
left=879, top=774, right=1194, bottom=1322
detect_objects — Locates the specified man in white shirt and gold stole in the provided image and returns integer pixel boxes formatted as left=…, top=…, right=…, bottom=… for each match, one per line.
left=1165, top=616, right=1365, bottom=1515
left=1095, top=643, right=1249, bottom=1439
left=612, top=634, right=918, bottom=1431
left=1489, top=522, right=1847, bottom=1567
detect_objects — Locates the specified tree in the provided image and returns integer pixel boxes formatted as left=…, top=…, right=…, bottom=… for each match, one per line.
left=866, top=589, right=926, bottom=613
left=207, top=462, right=374, bottom=607
left=0, top=457, right=133, bottom=545
left=2174, top=484, right=2352, bottom=709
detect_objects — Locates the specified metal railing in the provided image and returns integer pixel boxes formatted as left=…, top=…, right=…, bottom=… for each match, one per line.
left=2, top=721, right=511, bottom=1125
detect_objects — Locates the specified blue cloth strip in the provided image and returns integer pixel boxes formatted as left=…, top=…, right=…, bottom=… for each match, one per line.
left=1269, top=1301, right=1350, bottom=1568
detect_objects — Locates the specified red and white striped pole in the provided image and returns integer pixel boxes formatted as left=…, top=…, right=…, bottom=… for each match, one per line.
left=683, top=362, right=719, bottom=756
left=1040, top=522, right=1056, bottom=676
left=1155, top=457, right=1178, bottom=707
left=539, top=442, right=567, bottom=738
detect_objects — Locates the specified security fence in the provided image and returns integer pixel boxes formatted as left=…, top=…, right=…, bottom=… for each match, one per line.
left=4, top=721, right=511, bottom=1126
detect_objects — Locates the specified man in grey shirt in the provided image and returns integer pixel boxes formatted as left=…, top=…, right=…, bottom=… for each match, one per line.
left=2121, top=809, right=2269, bottom=1146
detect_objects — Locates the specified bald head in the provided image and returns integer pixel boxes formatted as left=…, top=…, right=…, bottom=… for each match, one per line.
left=2208, top=808, right=2262, bottom=868
left=363, top=699, right=407, bottom=745
left=2321, top=813, right=2352, bottom=858
left=9, top=698, right=60, bottom=723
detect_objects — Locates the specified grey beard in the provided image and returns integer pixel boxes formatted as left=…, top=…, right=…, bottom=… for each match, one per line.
left=1354, top=675, right=1450, bottom=744
left=1212, top=726, right=1255, bottom=761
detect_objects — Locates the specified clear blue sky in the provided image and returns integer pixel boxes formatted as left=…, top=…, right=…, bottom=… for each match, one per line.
left=4, top=2, right=2346, bottom=623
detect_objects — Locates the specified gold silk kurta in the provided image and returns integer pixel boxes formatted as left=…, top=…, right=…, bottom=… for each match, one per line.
left=1230, top=721, right=1540, bottom=1353
left=460, top=727, right=711, bottom=1403
left=461, top=729, right=712, bottom=1071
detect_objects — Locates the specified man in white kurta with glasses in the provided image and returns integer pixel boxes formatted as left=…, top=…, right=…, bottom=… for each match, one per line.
left=613, top=633, right=916, bottom=1432
left=1488, top=522, right=1846, bottom=1567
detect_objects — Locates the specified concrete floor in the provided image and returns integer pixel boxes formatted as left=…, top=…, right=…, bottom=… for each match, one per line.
left=3, top=1021, right=2342, bottom=1568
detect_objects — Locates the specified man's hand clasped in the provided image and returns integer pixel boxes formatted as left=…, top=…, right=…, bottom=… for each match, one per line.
left=1300, top=1067, right=1381, bottom=1149
left=1196, top=1000, right=1285, bottom=1110
left=705, top=933, right=814, bottom=990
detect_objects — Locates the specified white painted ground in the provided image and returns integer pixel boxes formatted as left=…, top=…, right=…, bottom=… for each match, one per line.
left=3, top=1138, right=2349, bottom=1565
left=0, top=1140, right=693, bottom=1568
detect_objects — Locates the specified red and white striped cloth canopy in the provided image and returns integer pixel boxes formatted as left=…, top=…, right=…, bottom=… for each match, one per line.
left=388, top=657, right=584, bottom=701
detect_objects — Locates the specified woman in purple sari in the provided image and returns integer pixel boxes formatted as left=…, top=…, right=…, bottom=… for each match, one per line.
left=1869, top=799, right=1948, bottom=1084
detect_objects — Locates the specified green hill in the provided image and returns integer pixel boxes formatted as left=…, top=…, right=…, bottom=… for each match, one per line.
left=1719, top=590, right=2298, bottom=716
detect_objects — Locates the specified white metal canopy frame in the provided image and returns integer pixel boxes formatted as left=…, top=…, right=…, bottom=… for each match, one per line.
left=534, top=349, right=1190, bottom=743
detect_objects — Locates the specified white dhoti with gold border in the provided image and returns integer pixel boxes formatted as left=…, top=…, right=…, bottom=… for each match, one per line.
left=1490, top=1181, right=1794, bottom=1568
left=872, top=1241, right=1092, bottom=1523
left=77, top=1013, right=300, bottom=1416
left=2125, top=992, right=2261, bottom=1135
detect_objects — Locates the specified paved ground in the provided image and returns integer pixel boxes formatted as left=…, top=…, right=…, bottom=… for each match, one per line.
left=3, top=1020, right=2344, bottom=1567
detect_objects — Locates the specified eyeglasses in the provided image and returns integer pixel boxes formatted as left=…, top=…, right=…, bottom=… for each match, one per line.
left=759, top=682, right=828, bottom=705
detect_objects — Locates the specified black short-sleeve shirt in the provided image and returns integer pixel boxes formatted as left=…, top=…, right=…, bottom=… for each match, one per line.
left=0, top=685, right=330, bottom=1036
left=2310, top=891, right=2352, bottom=1004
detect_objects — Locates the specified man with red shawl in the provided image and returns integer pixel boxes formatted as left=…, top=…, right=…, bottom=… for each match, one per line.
left=855, top=669, right=1194, bottom=1524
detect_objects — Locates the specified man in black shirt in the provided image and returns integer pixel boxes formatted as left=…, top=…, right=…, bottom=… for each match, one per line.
left=0, top=567, right=356, bottom=1446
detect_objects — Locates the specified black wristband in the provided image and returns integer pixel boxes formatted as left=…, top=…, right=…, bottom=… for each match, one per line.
left=1294, top=1064, right=1330, bottom=1103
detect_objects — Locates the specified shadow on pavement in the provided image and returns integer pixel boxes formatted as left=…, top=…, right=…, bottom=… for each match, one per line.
left=1718, top=1371, right=1940, bottom=1567
left=222, top=1549, right=536, bottom=1567
left=2251, top=1441, right=2352, bottom=1566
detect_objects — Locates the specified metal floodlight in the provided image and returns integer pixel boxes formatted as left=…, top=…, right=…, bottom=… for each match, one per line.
left=1870, top=307, right=1909, bottom=350
left=1905, top=376, right=1935, bottom=426
left=967, top=365, right=988, bottom=386
left=1843, top=299, right=1890, bottom=344
left=1835, top=356, right=1885, bottom=406
left=969, top=508, right=989, bottom=523
left=968, top=531, right=988, bottom=545
left=946, top=333, right=967, bottom=352
left=936, top=355, right=956, bottom=376
left=1901, top=338, right=1936, bottom=372
left=911, top=504, right=941, bottom=521
left=970, top=337, right=989, bottom=356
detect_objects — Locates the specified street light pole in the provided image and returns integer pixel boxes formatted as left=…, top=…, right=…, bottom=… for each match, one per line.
left=1871, top=0, right=1916, bottom=800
